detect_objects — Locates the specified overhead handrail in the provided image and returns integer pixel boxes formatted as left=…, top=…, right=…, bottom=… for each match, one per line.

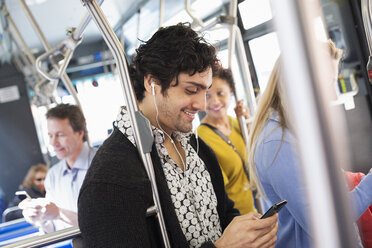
left=34, top=0, right=104, bottom=81
left=80, top=0, right=170, bottom=247
left=271, top=0, right=358, bottom=246
left=17, top=0, right=82, bottom=110
left=185, top=0, right=205, bottom=28
left=17, top=0, right=94, bottom=146
left=35, top=33, right=83, bottom=81
left=33, top=78, right=59, bottom=106
left=361, top=0, right=372, bottom=84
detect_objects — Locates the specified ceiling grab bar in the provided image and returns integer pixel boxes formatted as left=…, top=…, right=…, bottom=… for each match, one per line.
left=361, top=0, right=372, bottom=84
left=80, top=0, right=171, bottom=247
left=271, top=0, right=359, bottom=247
left=185, top=0, right=205, bottom=29
left=34, top=0, right=104, bottom=81
left=17, top=0, right=94, bottom=146
left=17, top=0, right=81, bottom=109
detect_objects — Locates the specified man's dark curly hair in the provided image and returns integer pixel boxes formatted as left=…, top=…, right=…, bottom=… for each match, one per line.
left=129, top=23, right=219, bottom=102
left=46, top=104, right=88, bottom=142
left=212, top=66, right=236, bottom=93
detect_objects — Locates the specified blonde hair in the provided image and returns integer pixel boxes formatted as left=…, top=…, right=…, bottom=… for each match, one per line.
left=247, top=40, right=343, bottom=199
left=20, top=163, right=47, bottom=190
left=247, top=59, right=287, bottom=198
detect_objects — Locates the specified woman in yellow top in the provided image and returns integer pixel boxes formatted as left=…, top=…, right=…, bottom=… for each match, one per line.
left=197, top=66, right=256, bottom=214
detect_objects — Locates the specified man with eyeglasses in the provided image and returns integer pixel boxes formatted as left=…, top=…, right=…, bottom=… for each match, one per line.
left=19, top=104, right=97, bottom=233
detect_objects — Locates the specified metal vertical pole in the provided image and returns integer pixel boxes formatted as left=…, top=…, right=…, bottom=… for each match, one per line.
left=80, top=0, right=171, bottom=247
left=227, top=0, right=248, bottom=146
left=361, top=0, right=372, bottom=84
left=271, top=0, right=357, bottom=247
left=159, top=0, right=164, bottom=27
left=226, top=1, right=258, bottom=198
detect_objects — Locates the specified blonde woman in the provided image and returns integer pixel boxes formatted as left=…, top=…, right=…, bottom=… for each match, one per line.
left=248, top=41, right=372, bottom=247
left=7, top=164, right=47, bottom=220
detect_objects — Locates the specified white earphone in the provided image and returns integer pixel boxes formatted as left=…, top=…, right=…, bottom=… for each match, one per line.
left=151, top=82, right=155, bottom=96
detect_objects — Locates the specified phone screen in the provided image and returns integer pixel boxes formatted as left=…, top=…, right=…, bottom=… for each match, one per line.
left=15, top=191, right=31, bottom=201
left=261, top=200, right=287, bottom=219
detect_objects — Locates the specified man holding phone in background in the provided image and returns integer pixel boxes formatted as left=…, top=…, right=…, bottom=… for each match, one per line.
left=19, top=104, right=97, bottom=233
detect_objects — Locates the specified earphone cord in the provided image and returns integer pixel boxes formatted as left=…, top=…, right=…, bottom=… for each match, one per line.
left=153, top=93, right=212, bottom=241
left=153, top=94, right=186, bottom=170
left=195, top=128, right=199, bottom=155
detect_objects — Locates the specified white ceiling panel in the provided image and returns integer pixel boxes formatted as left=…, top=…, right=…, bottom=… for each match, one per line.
left=4, top=0, right=140, bottom=53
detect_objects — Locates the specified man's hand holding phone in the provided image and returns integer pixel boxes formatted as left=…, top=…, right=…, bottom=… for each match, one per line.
left=215, top=212, right=278, bottom=248
left=18, top=197, right=59, bottom=227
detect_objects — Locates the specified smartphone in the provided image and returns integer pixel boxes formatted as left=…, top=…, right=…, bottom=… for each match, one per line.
left=261, top=200, right=287, bottom=219
left=15, top=190, right=31, bottom=201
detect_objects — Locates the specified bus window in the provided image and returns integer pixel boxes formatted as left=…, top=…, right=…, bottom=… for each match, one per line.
left=248, top=32, right=280, bottom=93
left=239, top=0, right=273, bottom=30
left=74, top=74, right=125, bottom=146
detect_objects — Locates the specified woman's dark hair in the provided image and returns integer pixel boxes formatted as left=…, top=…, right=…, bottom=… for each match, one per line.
left=212, top=66, right=236, bottom=93
left=130, top=23, right=219, bottom=102
left=46, top=104, right=88, bottom=142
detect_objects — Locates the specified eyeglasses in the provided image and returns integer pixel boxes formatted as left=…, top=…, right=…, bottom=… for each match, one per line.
left=35, top=178, right=45, bottom=182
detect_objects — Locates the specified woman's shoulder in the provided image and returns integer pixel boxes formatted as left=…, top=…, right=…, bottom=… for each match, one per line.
left=260, top=119, right=295, bottom=144
left=228, top=116, right=240, bottom=130
left=197, top=122, right=218, bottom=138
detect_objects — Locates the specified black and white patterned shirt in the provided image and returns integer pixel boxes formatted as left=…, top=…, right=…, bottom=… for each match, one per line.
left=114, top=107, right=222, bottom=247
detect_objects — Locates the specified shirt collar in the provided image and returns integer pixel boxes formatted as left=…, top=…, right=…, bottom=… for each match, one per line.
left=268, top=110, right=280, bottom=123
left=62, top=142, right=90, bottom=174
left=114, top=107, right=193, bottom=146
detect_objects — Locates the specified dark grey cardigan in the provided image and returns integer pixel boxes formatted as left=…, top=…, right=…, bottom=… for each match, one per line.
left=78, top=127, right=239, bottom=247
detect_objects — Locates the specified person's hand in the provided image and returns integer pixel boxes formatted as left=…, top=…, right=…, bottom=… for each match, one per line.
left=19, top=198, right=60, bottom=225
left=234, top=100, right=250, bottom=119
left=19, top=198, right=43, bottom=226
left=214, top=212, right=278, bottom=248
left=38, top=199, right=60, bottom=222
